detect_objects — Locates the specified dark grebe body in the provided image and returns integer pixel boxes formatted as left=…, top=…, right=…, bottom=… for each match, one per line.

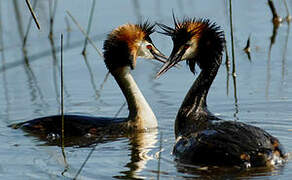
left=156, top=17, right=287, bottom=168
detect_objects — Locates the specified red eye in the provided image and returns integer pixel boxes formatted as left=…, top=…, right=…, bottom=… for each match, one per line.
left=146, top=45, right=152, bottom=50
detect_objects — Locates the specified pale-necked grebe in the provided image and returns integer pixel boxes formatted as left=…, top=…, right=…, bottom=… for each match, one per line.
left=11, top=22, right=166, bottom=141
left=156, top=17, right=287, bottom=168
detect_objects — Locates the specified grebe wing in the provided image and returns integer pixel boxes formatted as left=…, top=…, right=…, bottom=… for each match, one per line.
left=10, top=115, right=128, bottom=137
left=173, top=121, right=286, bottom=167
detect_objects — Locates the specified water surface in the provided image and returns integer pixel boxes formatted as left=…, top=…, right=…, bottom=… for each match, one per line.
left=0, top=0, right=292, bottom=179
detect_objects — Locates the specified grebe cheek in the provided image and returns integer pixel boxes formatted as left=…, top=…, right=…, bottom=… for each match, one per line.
left=181, top=39, right=198, bottom=60
left=136, top=41, right=154, bottom=59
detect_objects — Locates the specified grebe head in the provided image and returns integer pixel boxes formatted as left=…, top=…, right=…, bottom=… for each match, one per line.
left=156, top=16, right=225, bottom=77
left=103, top=21, right=167, bottom=72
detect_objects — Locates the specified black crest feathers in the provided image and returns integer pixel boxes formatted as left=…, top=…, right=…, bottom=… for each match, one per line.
left=138, top=20, right=155, bottom=42
left=157, top=15, right=225, bottom=74
left=138, top=20, right=155, bottom=36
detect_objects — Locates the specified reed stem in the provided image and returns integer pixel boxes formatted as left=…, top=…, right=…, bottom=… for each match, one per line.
left=82, top=0, right=96, bottom=55
left=66, top=11, right=103, bottom=58
left=61, top=34, right=64, bottom=147
left=25, top=0, right=40, bottom=29
left=229, top=0, right=236, bottom=77
left=114, top=102, right=126, bottom=117
left=157, top=132, right=163, bottom=180
left=229, top=0, right=239, bottom=120
left=23, top=0, right=38, bottom=47
left=60, top=34, right=68, bottom=168
left=283, top=0, right=291, bottom=22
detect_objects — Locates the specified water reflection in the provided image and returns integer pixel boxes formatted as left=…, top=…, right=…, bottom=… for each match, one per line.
left=114, top=130, right=157, bottom=179
left=48, top=0, right=58, bottom=39
left=23, top=0, right=38, bottom=47
left=0, top=33, right=105, bottom=73
left=0, top=2, right=10, bottom=122
left=155, top=0, right=162, bottom=20
left=82, top=55, right=101, bottom=101
left=177, top=0, right=185, bottom=17
left=266, top=0, right=282, bottom=99
left=175, top=162, right=285, bottom=179
left=266, top=14, right=282, bottom=99
left=82, top=6, right=93, bottom=53
left=49, top=31, right=62, bottom=105
left=131, top=0, right=142, bottom=23
left=64, top=16, right=72, bottom=48
left=1, top=0, right=292, bottom=179
left=232, top=75, right=239, bottom=121
left=224, top=34, right=231, bottom=96
left=21, top=126, right=157, bottom=179
left=14, top=0, right=48, bottom=115
left=243, top=34, right=251, bottom=61
left=281, top=23, right=290, bottom=86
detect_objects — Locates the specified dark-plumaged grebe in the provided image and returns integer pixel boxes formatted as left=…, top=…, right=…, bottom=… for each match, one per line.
left=156, top=17, right=287, bottom=168
left=11, top=22, right=166, bottom=142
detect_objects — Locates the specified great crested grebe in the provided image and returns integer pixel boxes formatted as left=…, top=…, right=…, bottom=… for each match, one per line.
left=156, top=17, right=287, bottom=168
left=11, top=22, right=166, bottom=141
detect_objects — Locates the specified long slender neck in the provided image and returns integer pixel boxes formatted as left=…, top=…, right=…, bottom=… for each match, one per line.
left=175, top=62, right=220, bottom=137
left=112, top=67, right=157, bottom=129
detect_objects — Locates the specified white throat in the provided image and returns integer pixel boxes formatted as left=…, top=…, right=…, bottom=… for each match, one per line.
left=112, top=67, right=158, bottom=129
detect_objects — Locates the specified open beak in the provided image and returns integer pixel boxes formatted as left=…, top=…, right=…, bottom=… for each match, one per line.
left=150, top=45, right=168, bottom=63
left=155, top=46, right=186, bottom=78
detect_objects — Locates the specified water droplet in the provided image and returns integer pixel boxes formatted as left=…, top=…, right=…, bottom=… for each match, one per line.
left=84, top=133, right=92, bottom=138
left=46, top=133, right=60, bottom=141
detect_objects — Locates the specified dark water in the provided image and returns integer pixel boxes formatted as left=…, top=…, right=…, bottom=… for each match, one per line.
left=0, top=0, right=292, bottom=179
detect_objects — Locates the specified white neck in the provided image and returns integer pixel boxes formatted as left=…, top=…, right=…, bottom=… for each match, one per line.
left=112, top=67, right=157, bottom=129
